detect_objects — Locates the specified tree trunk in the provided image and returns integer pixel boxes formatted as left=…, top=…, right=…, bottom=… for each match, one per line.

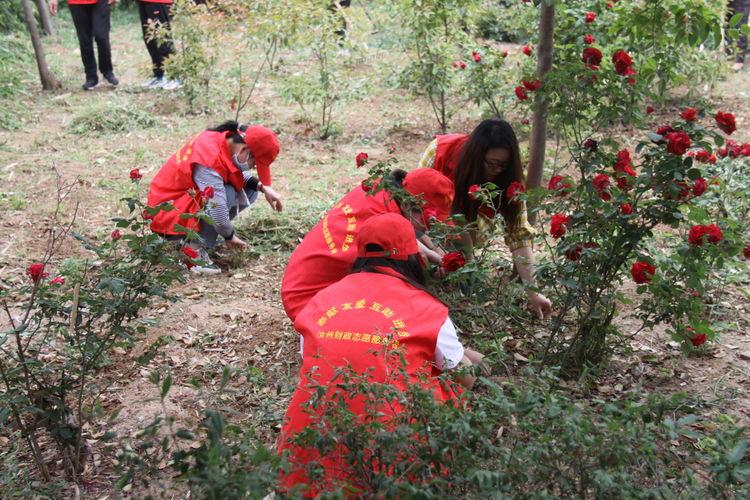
left=20, top=0, right=61, bottom=90
left=526, top=1, right=555, bottom=223
left=34, top=0, right=55, bottom=36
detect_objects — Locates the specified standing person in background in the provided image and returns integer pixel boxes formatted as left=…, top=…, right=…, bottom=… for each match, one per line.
left=137, top=0, right=181, bottom=89
left=727, top=0, right=750, bottom=70
left=329, top=0, right=351, bottom=42
left=48, top=0, right=120, bottom=90
left=147, top=121, right=283, bottom=275
left=418, top=118, right=553, bottom=320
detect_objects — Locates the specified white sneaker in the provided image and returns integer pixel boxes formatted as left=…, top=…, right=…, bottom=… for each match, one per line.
left=189, top=247, right=222, bottom=275
left=162, top=78, right=183, bottom=90
left=142, top=76, right=166, bottom=89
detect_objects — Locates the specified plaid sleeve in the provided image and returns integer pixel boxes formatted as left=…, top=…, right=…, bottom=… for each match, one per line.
left=418, top=139, right=438, bottom=169
left=503, top=201, right=536, bottom=251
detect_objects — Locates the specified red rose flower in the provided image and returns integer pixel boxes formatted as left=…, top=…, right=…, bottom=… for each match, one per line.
left=583, top=138, right=598, bottom=151
left=27, top=263, right=48, bottom=283
left=50, top=276, right=65, bottom=285
left=692, top=178, right=707, bottom=197
left=715, top=111, right=736, bottom=135
left=522, top=45, right=533, bottom=56
left=361, top=179, right=373, bottom=192
left=693, top=149, right=715, bottom=164
left=646, top=105, right=655, bottom=114
left=688, top=224, right=723, bottom=245
left=130, top=168, right=143, bottom=181
left=690, top=333, right=707, bottom=347
left=472, top=51, right=481, bottom=62
left=620, top=203, right=633, bottom=215
left=584, top=34, right=595, bottom=44
left=705, top=223, right=723, bottom=243
left=592, top=173, right=611, bottom=198
left=468, top=184, right=481, bottom=199
left=111, top=229, right=122, bottom=240
left=743, top=243, right=750, bottom=259
left=665, top=131, right=691, bottom=155
left=680, top=107, right=698, bottom=122
left=612, top=50, right=634, bottom=76
left=740, top=143, right=750, bottom=157
left=656, top=125, right=673, bottom=137
left=548, top=175, right=572, bottom=193
left=452, top=60, right=467, bottom=69
left=515, top=86, right=528, bottom=100
left=506, top=181, right=525, bottom=200
left=585, top=12, right=596, bottom=23
left=614, top=149, right=635, bottom=175
left=582, top=47, right=603, bottom=66
left=630, top=261, right=656, bottom=284
left=355, top=152, right=369, bottom=167
left=522, top=79, right=541, bottom=91
left=550, top=213, right=571, bottom=239
left=202, top=186, right=215, bottom=200
left=565, top=244, right=583, bottom=261
left=441, top=251, right=466, bottom=273
left=616, top=175, right=633, bottom=191
left=182, top=246, right=199, bottom=260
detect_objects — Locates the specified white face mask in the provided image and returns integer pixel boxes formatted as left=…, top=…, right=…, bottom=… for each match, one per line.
left=233, top=152, right=249, bottom=170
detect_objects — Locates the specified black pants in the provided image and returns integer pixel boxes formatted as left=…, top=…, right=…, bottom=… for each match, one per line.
left=727, top=0, right=750, bottom=62
left=138, top=1, right=175, bottom=78
left=328, top=0, right=351, bottom=42
left=69, top=0, right=113, bottom=80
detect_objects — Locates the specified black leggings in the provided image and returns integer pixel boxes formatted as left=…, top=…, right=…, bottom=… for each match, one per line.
left=138, top=1, right=175, bottom=78
left=727, top=0, right=750, bottom=63
left=69, top=0, right=113, bottom=79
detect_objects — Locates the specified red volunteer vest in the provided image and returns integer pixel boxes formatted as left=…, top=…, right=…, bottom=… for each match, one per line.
left=68, top=1, right=98, bottom=5
left=278, top=271, right=451, bottom=495
left=432, top=134, right=469, bottom=181
left=147, top=130, right=245, bottom=235
left=280, top=186, right=401, bottom=322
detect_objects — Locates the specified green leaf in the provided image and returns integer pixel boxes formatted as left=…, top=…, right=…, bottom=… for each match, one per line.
left=729, top=440, right=748, bottom=464
left=161, top=373, right=172, bottom=399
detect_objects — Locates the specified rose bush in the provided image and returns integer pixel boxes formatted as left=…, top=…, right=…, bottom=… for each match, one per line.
left=530, top=109, right=745, bottom=374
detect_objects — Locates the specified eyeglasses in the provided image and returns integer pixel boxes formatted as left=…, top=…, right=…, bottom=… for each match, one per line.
left=484, top=159, right=508, bottom=173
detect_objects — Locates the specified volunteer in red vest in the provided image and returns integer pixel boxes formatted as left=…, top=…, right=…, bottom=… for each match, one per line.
left=147, top=121, right=283, bottom=274
left=278, top=212, right=484, bottom=495
left=418, top=118, right=552, bottom=320
left=281, top=168, right=454, bottom=323
left=49, top=0, right=119, bottom=91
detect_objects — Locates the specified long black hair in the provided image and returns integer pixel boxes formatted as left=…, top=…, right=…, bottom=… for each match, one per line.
left=350, top=246, right=433, bottom=295
left=452, top=118, right=524, bottom=228
left=208, top=120, right=247, bottom=145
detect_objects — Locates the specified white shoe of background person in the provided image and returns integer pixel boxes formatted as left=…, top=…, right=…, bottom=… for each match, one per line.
left=163, top=78, right=183, bottom=90
left=142, top=76, right=167, bottom=89
left=188, top=247, right=222, bottom=276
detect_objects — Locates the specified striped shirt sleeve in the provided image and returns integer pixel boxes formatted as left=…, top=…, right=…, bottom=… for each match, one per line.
left=193, top=165, right=234, bottom=238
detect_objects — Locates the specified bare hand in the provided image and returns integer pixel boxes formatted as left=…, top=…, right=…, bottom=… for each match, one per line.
left=49, top=0, right=58, bottom=15
left=262, top=186, right=283, bottom=212
left=226, top=234, right=247, bottom=249
left=527, top=291, right=552, bottom=320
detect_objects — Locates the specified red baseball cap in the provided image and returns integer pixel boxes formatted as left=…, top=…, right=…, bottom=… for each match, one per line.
left=402, top=168, right=454, bottom=221
left=242, top=125, right=279, bottom=186
left=356, top=213, right=419, bottom=261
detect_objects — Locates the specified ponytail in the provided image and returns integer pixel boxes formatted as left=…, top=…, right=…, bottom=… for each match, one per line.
left=208, top=120, right=247, bottom=144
